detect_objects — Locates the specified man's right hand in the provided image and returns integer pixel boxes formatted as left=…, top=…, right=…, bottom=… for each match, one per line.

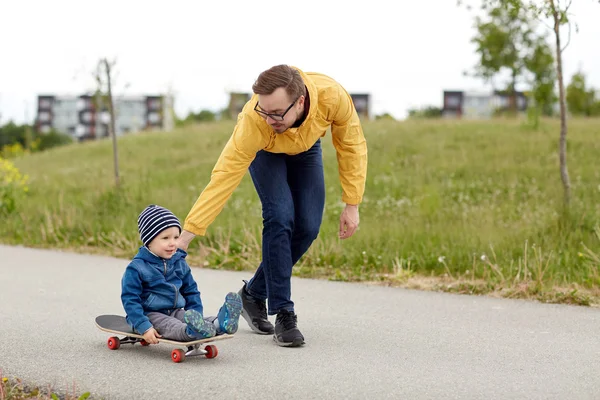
left=142, top=327, right=161, bottom=344
left=177, top=230, right=196, bottom=251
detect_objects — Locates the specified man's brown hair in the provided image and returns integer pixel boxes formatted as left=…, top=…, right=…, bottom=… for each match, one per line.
left=252, top=65, right=306, bottom=100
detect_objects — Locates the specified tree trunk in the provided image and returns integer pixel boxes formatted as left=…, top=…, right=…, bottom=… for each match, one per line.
left=104, top=59, right=120, bottom=188
left=511, top=70, right=518, bottom=115
left=550, top=0, right=571, bottom=207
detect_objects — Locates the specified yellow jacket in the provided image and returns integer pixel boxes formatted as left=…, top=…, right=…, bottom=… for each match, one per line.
left=184, top=67, right=368, bottom=236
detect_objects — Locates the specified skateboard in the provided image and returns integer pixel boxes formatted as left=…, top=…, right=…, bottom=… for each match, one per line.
left=95, top=314, right=232, bottom=363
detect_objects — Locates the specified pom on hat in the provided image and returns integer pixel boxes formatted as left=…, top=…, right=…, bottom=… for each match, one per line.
left=137, top=205, right=182, bottom=246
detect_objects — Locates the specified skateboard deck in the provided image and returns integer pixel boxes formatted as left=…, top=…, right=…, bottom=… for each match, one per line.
left=95, top=314, right=232, bottom=363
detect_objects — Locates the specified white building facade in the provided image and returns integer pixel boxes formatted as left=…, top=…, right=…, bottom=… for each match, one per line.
left=442, top=90, right=528, bottom=119
left=36, top=94, right=174, bottom=140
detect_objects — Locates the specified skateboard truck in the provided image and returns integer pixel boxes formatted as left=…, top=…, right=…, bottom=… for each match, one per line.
left=105, top=333, right=219, bottom=363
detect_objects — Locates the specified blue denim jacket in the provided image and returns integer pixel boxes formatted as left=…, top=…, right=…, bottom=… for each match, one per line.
left=121, top=246, right=203, bottom=334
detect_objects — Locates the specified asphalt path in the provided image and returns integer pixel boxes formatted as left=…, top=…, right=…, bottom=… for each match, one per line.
left=1, top=244, right=599, bottom=399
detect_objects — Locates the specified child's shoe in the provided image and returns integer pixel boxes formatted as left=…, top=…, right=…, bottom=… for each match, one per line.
left=217, top=292, right=243, bottom=334
left=184, top=309, right=216, bottom=339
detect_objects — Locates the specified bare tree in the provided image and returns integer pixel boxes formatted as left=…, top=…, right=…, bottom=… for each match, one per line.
left=103, top=58, right=120, bottom=188
left=95, top=58, right=120, bottom=188
left=548, top=0, right=571, bottom=207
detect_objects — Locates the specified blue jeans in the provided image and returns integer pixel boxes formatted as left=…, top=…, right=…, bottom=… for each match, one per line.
left=246, top=139, right=325, bottom=315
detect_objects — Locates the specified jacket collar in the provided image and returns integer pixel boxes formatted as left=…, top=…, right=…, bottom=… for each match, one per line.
left=293, top=66, right=318, bottom=123
left=134, top=245, right=187, bottom=264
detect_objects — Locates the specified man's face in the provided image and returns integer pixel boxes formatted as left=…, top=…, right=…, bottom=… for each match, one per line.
left=255, top=87, right=304, bottom=134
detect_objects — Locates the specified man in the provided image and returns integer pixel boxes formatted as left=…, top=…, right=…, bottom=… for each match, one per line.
left=177, top=65, right=367, bottom=347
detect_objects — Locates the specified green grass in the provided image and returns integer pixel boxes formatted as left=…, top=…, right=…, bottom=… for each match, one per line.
left=0, top=372, right=90, bottom=400
left=2, top=118, right=599, bottom=305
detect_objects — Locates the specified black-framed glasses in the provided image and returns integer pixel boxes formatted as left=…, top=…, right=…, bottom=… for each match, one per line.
left=254, top=98, right=297, bottom=121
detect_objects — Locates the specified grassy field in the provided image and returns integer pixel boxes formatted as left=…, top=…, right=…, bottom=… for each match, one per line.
left=2, top=118, right=599, bottom=305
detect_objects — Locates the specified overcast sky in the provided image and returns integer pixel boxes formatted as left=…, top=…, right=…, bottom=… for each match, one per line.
left=1, top=0, right=599, bottom=124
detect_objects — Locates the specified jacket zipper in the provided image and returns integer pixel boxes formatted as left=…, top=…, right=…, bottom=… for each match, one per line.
left=173, top=284, right=178, bottom=308
left=164, top=259, right=178, bottom=308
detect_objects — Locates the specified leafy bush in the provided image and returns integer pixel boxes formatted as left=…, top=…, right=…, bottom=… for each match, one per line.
left=37, top=131, right=73, bottom=151
left=0, top=157, right=29, bottom=214
left=0, top=122, right=71, bottom=157
left=1, top=143, right=26, bottom=159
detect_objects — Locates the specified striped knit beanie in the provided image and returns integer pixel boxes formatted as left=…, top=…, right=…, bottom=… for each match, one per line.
left=137, top=205, right=182, bottom=246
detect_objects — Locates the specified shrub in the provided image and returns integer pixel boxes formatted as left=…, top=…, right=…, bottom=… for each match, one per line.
left=0, top=157, right=29, bottom=214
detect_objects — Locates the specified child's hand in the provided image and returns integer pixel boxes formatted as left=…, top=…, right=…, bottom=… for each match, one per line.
left=142, top=328, right=162, bottom=344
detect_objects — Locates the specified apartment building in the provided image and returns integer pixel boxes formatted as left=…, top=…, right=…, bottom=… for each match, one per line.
left=36, top=94, right=174, bottom=140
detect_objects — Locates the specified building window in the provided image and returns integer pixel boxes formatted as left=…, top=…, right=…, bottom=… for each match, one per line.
left=76, top=125, right=89, bottom=137
left=446, top=96, right=461, bottom=108
left=81, top=111, right=94, bottom=123
left=39, top=99, right=52, bottom=109
left=148, top=112, right=160, bottom=124
left=147, top=99, right=161, bottom=110
left=77, top=98, right=92, bottom=110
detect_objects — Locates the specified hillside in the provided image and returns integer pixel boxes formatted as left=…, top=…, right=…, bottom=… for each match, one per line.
left=4, top=118, right=600, bottom=304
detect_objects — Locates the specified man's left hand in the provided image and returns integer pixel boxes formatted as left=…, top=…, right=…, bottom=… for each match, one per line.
left=177, top=230, right=196, bottom=251
left=339, top=204, right=360, bottom=240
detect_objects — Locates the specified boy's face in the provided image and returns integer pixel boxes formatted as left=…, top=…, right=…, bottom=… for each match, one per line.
left=147, top=226, right=180, bottom=259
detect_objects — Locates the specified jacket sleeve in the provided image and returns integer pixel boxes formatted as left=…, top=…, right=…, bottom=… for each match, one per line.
left=180, top=261, right=203, bottom=314
left=183, top=114, right=267, bottom=236
left=121, top=265, right=153, bottom=334
left=330, top=85, right=368, bottom=205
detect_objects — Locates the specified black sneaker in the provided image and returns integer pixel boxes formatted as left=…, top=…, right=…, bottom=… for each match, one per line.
left=274, top=310, right=305, bottom=347
left=238, top=281, right=274, bottom=335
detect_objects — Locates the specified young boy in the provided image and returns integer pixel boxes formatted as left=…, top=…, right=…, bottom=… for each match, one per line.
left=121, top=204, right=242, bottom=343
